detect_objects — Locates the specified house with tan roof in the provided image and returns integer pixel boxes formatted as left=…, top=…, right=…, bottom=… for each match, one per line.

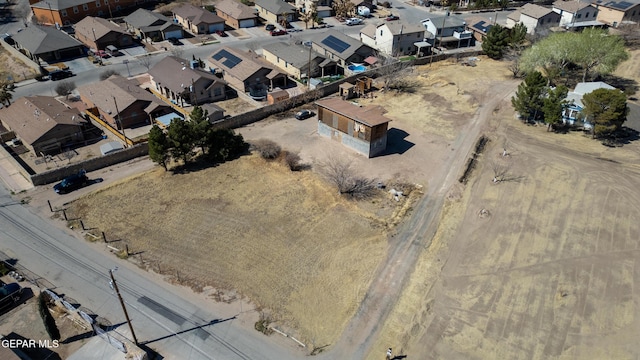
left=316, top=97, right=391, bottom=157
left=215, top=0, right=258, bottom=28
left=254, top=0, right=297, bottom=25
left=208, top=47, right=287, bottom=100
left=506, top=3, right=561, bottom=34
left=10, top=25, right=84, bottom=63
left=78, top=75, right=172, bottom=129
left=262, top=42, right=337, bottom=79
left=0, top=96, right=84, bottom=155
left=74, top=16, right=133, bottom=50
left=591, top=0, right=640, bottom=27
left=464, top=16, right=494, bottom=42
left=148, top=56, right=228, bottom=107
left=360, top=22, right=426, bottom=56
left=172, top=4, right=225, bottom=34
left=552, top=0, right=602, bottom=28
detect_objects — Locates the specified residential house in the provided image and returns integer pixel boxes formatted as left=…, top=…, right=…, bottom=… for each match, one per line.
left=201, top=103, right=225, bottom=123
left=563, top=81, right=616, bottom=129
left=592, top=0, right=640, bottom=27
left=262, top=42, right=337, bottom=79
left=360, top=22, right=426, bottom=56
left=311, top=30, right=374, bottom=71
left=552, top=1, right=603, bottom=29
left=208, top=47, right=288, bottom=99
left=10, top=25, right=84, bottom=63
left=296, top=0, right=332, bottom=18
left=172, top=4, right=226, bottom=34
left=123, top=8, right=183, bottom=41
left=78, top=75, right=172, bottom=129
left=315, top=97, right=391, bottom=157
left=464, top=16, right=494, bottom=42
left=254, top=0, right=297, bottom=25
left=0, top=96, right=84, bottom=155
left=30, top=0, right=138, bottom=26
left=506, top=3, right=561, bottom=35
left=74, top=16, right=133, bottom=50
left=350, top=0, right=374, bottom=11
left=215, top=0, right=258, bottom=28
left=148, top=56, right=228, bottom=107
left=421, top=15, right=473, bottom=49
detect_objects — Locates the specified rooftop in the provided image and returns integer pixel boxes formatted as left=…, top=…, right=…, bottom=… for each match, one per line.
left=315, top=97, right=391, bottom=127
left=172, top=4, right=224, bottom=25
left=75, top=16, right=128, bottom=40
left=148, top=56, right=226, bottom=94
left=215, top=0, right=258, bottom=19
left=254, top=0, right=297, bottom=15
left=11, top=25, right=83, bottom=55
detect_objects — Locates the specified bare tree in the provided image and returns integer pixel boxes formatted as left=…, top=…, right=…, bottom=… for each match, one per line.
left=55, top=81, right=76, bottom=99
left=100, top=69, right=120, bottom=80
left=490, top=160, right=523, bottom=183
left=138, top=54, right=153, bottom=71
left=376, top=55, right=415, bottom=93
left=320, top=156, right=376, bottom=199
left=252, top=139, right=281, bottom=159
left=14, top=1, right=31, bottom=27
left=284, top=151, right=301, bottom=171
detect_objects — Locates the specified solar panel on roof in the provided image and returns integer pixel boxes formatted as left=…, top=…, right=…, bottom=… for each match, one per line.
left=609, top=0, right=633, bottom=9
left=212, top=49, right=242, bottom=69
left=472, top=20, right=492, bottom=32
left=321, top=35, right=350, bottom=54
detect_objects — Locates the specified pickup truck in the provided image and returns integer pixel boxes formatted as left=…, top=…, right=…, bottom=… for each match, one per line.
left=0, top=283, right=22, bottom=311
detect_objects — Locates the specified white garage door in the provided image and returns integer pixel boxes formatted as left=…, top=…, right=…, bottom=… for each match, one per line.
left=208, top=23, right=225, bottom=32
left=239, top=19, right=255, bottom=28
left=164, top=30, right=183, bottom=39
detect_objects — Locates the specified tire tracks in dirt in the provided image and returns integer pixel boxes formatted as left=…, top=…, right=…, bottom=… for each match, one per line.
left=319, top=80, right=519, bottom=359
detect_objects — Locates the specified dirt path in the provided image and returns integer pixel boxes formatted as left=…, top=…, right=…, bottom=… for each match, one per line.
left=319, top=79, right=520, bottom=358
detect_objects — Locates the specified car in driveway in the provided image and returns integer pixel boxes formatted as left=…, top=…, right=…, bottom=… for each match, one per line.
left=265, top=24, right=276, bottom=31
left=167, top=37, right=182, bottom=45
left=270, top=29, right=288, bottom=36
left=54, top=170, right=88, bottom=194
left=386, top=15, right=399, bottom=21
left=295, top=110, right=314, bottom=120
left=48, top=69, right=74, bottom=81
left=215, top=30, right=228, bottom=37
left=346, top=18, right=363, bottom=26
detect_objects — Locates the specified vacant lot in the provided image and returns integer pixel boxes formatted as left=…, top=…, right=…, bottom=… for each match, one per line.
left=67, top=155, right=417, bottom=346
left=368, top=52, right=640, bottom=359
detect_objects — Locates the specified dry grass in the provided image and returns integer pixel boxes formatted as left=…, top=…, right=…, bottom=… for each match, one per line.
left=68, top=154, right=414, bottom=346
left=0, top=47, right=38, bottom=83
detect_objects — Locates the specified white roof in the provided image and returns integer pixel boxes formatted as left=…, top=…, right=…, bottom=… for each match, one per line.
left=100, top=141, right=125, bottom=155
left=566, top=82, right=616, bottom=108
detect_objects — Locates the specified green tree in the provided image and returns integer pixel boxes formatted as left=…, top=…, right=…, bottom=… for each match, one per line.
left=205, top=129, right=248, bottom=162
left=482, top=24, right=510, bottom=60
left=167, top=118, right=195, bottom=164
left=511, top=71, right=547, bottom=121
left=573, top=28, right=628, bottom=82
left=542, top=85, right=568, bottom=131
left=148, top=125, right=171, bottom=170
left=189, top=106, right=210, bottom=153
left=509, top=22, right=527, bottom=51
left=581, top=88, right=628, bottom=138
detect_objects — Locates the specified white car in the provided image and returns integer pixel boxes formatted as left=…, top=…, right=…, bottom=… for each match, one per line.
left=346, top=18, right=363, bottom=26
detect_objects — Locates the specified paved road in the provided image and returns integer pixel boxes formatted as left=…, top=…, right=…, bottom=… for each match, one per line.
left=0, top=185, right=301, bottom=359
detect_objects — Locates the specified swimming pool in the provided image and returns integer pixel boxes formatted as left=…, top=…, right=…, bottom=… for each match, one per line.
left=347, top=64, right=366, bottom=72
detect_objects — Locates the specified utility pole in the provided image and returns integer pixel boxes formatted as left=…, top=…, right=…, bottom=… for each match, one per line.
left=109, top=268, right=138, bottom=345
left=92, top=28, right=103, bottom=65
left=112, top=96, right=128, bottom=147
left=307, top=44, right=312, bottom=90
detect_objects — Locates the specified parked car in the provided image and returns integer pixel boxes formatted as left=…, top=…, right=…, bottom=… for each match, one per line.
left=346, top=18, right=363, bottom=26
left=53, top=170, right=88, bottom=194
left=48, top=69, right=73, bottom=81
left=270, top=29, right=288, bottom=36
left=215, top=30, right=228, bottom=37
left=106, top=45, right=122, bottom=56
left=265, top=24, right=276, bottom=31
left=295, top=110, right=314, bottom=120
left=386, top=15, right=399, bottom=21
left=0, top=283, right=22, bottom=311
left=167, top=37, right=181, bottom=45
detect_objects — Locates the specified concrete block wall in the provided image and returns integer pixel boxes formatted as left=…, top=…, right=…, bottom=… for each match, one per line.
left=30, top=143, right=149, bottom=186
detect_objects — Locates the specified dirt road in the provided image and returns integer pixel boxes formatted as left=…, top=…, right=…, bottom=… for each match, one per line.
left=319, top=78, right=520, bottom=358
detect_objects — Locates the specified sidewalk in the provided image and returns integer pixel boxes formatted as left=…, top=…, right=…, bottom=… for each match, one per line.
left=0, top=146, right=33, bottom=192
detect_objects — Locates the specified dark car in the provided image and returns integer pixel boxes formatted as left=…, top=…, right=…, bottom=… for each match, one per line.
left=215, top=30, right=228, bottom=37
left=295, top=110, right=314, bottom=120
left=386, top=15, right=399, bottom=21
left=0, top=283, right=22, bottom=310
left=167, top=37, right=182, bottom=45
left=48, top=69, right=73, bottom=81
left=54, top=170, right=88, bottom=194
left=270, top=29, right=288, bottom=36
left=265, top=24, right=276, bottom=31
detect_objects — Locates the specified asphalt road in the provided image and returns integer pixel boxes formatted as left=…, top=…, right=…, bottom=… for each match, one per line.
left=0, top=185, right=300, bottom=359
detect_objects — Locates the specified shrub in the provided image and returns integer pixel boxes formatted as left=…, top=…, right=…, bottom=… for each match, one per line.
left=253, top=139, right=281, bottom=160
left=284, top=151, right=301, bottom=171
left=100, top=69, right=120, bottom=80
left=38, top=292, right=61, bottom=341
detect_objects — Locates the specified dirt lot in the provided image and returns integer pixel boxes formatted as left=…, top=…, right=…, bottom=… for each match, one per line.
left=0, top=46, right=38, bottom=83
left=367, top=52, right=640, bottom=359
left=60, top=56, right=515, bottom=350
